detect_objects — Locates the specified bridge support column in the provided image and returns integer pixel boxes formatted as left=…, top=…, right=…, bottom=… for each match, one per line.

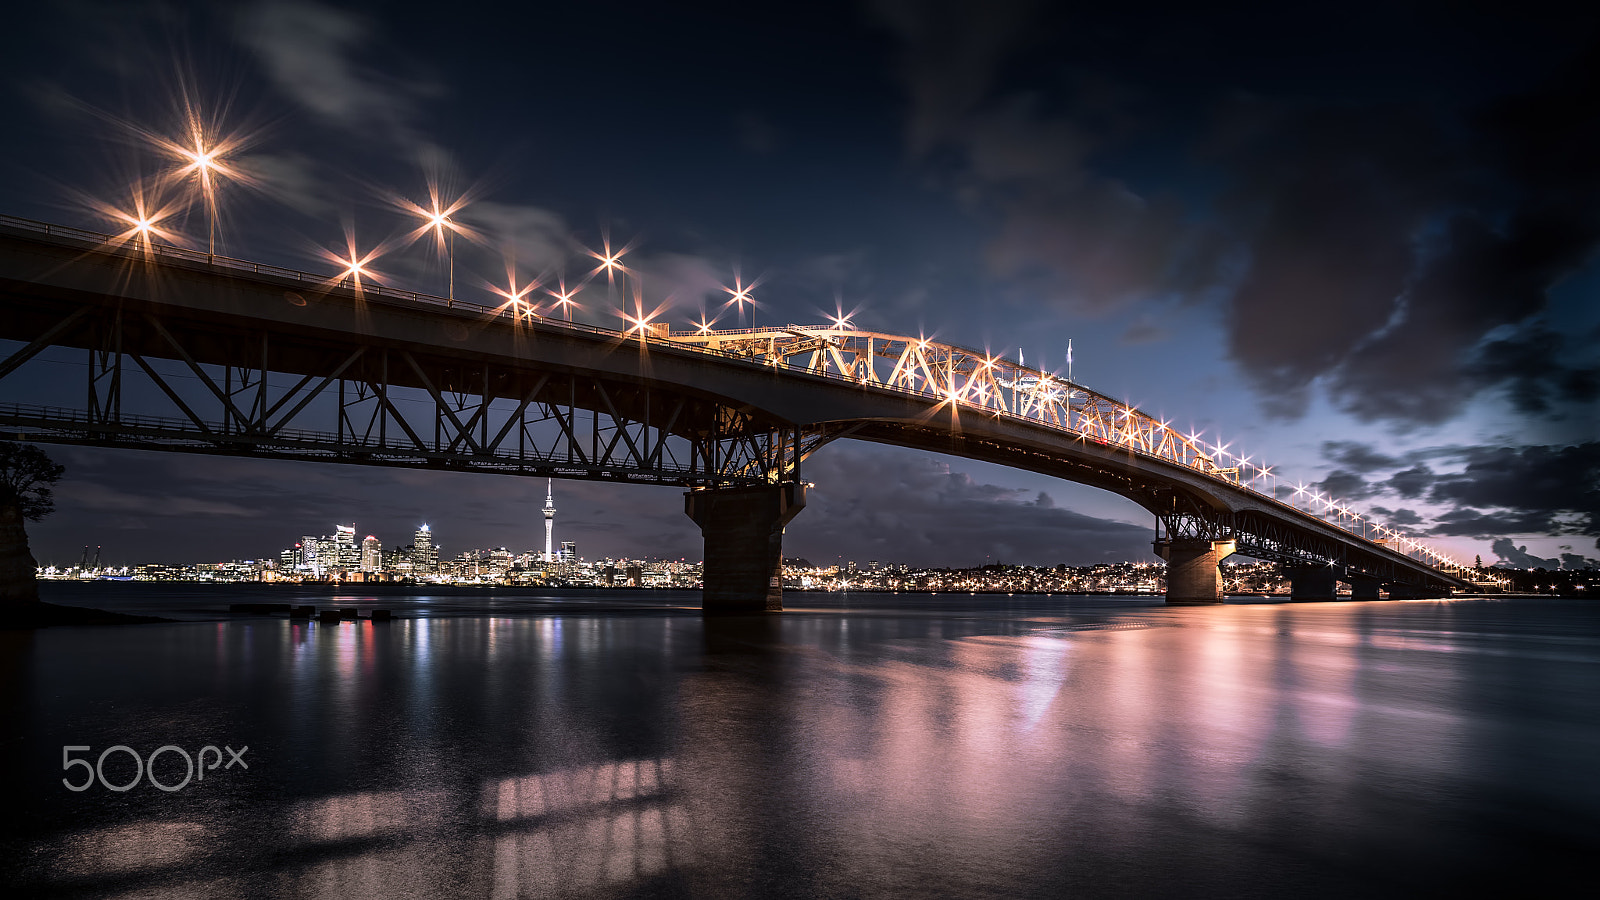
left=685, top=482, right=807, bottom=614
left=1285, top=565, right=1339, bottom=602
left=1347, top=573, right=1384, bottom=600
left=1154, top=539, right=1235, bottom=604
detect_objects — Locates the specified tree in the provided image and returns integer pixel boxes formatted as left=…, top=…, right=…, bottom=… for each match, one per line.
left=0, top=441, right=65, bottom=603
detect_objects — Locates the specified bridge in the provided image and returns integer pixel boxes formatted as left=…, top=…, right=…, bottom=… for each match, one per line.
left=0, top=215, right=1478, bottom=610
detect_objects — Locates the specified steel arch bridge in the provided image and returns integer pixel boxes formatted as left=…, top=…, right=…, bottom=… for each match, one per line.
left=0, top=215, right=1478, bottom=608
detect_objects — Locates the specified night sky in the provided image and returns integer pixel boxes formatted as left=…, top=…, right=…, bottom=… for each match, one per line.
left=2, top=1, right=1597, bottom=570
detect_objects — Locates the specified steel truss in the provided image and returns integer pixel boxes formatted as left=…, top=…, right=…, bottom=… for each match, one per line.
left=1156, top=509, right=1431, bottom=585
left=673, top=326, right=1466, bottom=588
left=673, top=325, right=1228, bottom=476
left=0, top=303, right=817, bottom=488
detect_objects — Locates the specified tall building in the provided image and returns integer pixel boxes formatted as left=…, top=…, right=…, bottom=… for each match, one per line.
left=333, top=525, right=358, bottom=570
left=560, top=540, right=577, bottom=563
left=300, top=534, right=321, bottom=572
left=543, top=479, right=557, bottom=562
left=360, top=535, right=381, bottom=573
left=413, top=525, right=437, bottom=573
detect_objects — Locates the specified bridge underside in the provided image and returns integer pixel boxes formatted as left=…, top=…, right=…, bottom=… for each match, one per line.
left=0, top=286, right=830, bottom=490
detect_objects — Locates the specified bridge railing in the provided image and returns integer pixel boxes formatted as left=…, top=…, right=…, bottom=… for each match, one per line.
left=0, top=212, right=1464, bottom=577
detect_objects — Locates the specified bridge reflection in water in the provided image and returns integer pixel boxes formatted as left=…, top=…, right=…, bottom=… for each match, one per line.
left=0, top=215, right=1480, bottom=608
left=10, top=598, right=1593, bottom=897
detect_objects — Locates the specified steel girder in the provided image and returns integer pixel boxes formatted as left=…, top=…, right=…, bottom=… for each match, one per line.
left=673, top=325, right=1231, bottom=478
left=1155, top=509, right=1441, bottom=586
left=0, top=301, right=813, bottom=488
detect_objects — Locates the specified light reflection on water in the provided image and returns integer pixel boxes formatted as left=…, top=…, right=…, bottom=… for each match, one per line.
left=3, top=594, right=1598, bottom=897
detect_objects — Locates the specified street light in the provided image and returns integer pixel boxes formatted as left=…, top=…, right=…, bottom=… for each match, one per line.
left=584, top=230, right=634, bottom=321
left=176, top=137, right=228, bottom=261
left=492, top=274, right=538, bottom=323
left=546, top=278, right=579, bottom=323
left=723, top=273, right=760, bottom=330
left=419, top=203, right=465, bottom=306
left=106, top=186, right=178, bottom=255
left=325, top=227, right=384, bottom=294
left=396, top=190, right=469, bottom=305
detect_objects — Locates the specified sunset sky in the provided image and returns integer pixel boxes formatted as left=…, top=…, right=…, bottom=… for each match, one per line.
left=2, top=1, right=1596, bottom=569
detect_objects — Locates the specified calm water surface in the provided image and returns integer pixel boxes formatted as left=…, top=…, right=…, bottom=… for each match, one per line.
left=2, top=584, right=1597, bottom=898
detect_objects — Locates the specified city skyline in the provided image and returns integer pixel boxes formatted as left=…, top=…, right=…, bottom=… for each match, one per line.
left=3, top=1, right=1597, bottom=571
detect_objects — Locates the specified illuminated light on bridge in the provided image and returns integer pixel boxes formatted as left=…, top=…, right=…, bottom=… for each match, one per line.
left=584, top=229, right=636, bottom=299
left=149, top=110, right=253, bottom=260
left=323, top=233, right=385, bottom=293
left=721, top=273, right=761, bottom=330
left=0, top=212, right=1481, bottom=607
left=395, top=187, right=474, bottom=306
left=105, top=194, right=181, bottom=255
left=545, top=278, right=581, bottom=322
left=622, top=308, right=659, bottom=338
left=491, top=274, right=540, bottom=323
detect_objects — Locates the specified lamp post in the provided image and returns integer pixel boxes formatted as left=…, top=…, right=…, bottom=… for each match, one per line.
left=585, top=233, right=631, bottom=330
left=724, top=275, right=756, bottom=330
left=179, top=139, right=224, bottom=262
left=423, top=207, right=459, bottom=306
left=547, top=279, right=579, bottom=323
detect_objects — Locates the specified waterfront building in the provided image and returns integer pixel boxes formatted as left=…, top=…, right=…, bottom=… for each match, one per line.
left=361, top=535, right=381, bottom=572
left=333, top=525, right=358, bottom=570
left=413, top=525, right=438, bottom=572
left=299, top=534, right=321, bottom=572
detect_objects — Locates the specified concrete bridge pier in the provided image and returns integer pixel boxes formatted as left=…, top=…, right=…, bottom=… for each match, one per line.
left=1346, top=573, right=1385, bottom=600
left=1285, top=565, right=1340, bottom=601
left=685, top=482, right=807, bottom=614
left=1154, top=538, right=1235, bottom=604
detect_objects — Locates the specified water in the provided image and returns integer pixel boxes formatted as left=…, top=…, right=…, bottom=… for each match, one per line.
left=3, top=584, right=1597, bottom=897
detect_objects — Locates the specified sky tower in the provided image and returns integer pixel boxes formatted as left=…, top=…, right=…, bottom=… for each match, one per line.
left=543, top=479, right=557, bottom=562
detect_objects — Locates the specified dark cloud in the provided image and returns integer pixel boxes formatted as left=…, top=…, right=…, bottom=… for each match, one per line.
left=1387, top=464, right=1436, bottom=500
left=1221, top=102, right=1454, bottom=418
left=869, top=0, right=1043, bottom=155
left=787, top=444, right=1154, bottom=567
left=1241, top=42, right=1600, bottom=425
left=1322, top=441, right=1402, bottom=473
left=1467, top=324, right=1600, bottom=415
left=1560, top=552, right=1600, bottom=570
left=1491, top=538, right=1560, bottom=569
left=1426, top=443, right=1600, bottom=547
left=1119, top=314, right=1171, bottom=345
left=874, top=3, right=1600, bottom=427
left=871, top=1, right=1214, bottom=315
left=238, top=1, right=441, bottom=146
left=1367, top=506, right=1424, bottom=526
left=1315, top=469, right=1377, bottom=502
left=1429, top=508, right=1567, bottom=538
